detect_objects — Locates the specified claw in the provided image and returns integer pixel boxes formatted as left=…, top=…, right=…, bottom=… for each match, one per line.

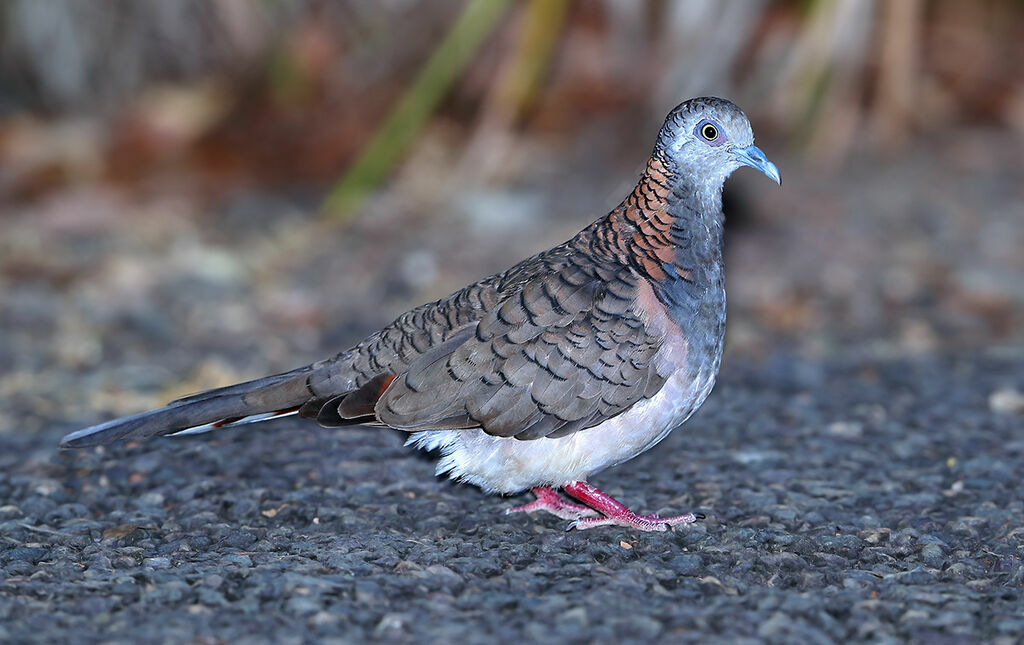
left=561, top=481, right=703, bottom=532
left=506, top=482, right=705, bottom=532
left=569, top=511, right=698, bottom=531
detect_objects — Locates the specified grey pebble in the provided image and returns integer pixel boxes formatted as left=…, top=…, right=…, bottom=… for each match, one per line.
left=221, top=553, right=253, bottom=567
left=142, top=556, right=171, bottom=569
left=920, top=544, right=946, bottom=569
left=894, top=568, right=937, bottom=585
left=3, top=546, right=49, bottom=564
left=668, top=553, right=703, bottom=575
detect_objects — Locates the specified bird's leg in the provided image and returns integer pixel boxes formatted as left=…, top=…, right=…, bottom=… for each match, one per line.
left=505, top=486, right=600, bottom=520
left=561, top=481, right=703, bottom=532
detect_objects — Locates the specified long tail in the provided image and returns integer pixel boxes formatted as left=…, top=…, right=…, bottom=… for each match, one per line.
left=60, top=367, right=315, bottom=448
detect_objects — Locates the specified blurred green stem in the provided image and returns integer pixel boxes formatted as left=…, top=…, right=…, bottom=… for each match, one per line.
left=323, top=0, right=511, bottom=221
left=495, top=0, right=569, bottom=122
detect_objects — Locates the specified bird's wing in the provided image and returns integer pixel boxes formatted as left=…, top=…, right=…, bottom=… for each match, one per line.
left=373, top=262, right=669, bottom=440
left=61, top=238, right=670, bottom=447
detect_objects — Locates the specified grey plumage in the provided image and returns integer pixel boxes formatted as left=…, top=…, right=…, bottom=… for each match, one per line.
left=61, top=97, right=780, bottom=530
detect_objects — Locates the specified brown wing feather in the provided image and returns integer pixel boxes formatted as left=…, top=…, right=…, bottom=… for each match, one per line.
left=61, top=162, right=691, bottom=450
left=375, top=264, right=667, bottom=440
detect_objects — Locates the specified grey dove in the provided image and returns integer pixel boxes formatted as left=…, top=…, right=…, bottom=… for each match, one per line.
left=62, top=97, right=780, bottom=531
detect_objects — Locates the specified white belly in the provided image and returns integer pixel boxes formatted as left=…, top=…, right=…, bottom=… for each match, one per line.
left=405, top=366, right=716, bottom=494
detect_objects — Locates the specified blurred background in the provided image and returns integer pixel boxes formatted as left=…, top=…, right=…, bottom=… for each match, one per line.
left=1, top=0, right=1022, bottom=435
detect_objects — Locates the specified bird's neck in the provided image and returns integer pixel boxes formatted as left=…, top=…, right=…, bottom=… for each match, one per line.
left=581, top=153, right=727, bottom=358
left=598, top=154, right=725, bottom=284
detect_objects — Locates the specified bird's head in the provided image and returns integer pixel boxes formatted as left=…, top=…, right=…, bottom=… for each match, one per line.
left=656, top=97, right=781, bottom=189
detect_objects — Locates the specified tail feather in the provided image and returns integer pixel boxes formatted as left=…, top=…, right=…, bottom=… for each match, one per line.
left=60, top=368, right=316, bottom=449
left=165, top=408, right=301, bottom=437
left=168, top=366, right=312, bottom=406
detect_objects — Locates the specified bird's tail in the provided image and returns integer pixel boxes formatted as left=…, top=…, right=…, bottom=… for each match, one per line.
left=60, top=367, right=314, bottom=448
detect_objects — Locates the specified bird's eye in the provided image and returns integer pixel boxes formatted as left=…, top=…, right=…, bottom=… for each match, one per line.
left=693, top=119, right=726, bottom=147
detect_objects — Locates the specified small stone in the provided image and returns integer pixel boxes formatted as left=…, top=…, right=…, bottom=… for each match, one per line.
left=668, top=553, right=703, bottom=575
left=827, top=421, right=864, bottom=438
left=220, top=553, right=252, bottom=568
left=901, top=609, right=930, bottom=623
left=102, top=524, right=141, bottom=539
left=286, top=596, right=322, bottom=616
left=894, top=567, right=936, bottom=585
left=612, top=615, right=663, bottom=639
left=424, top=564, right=462, bottom=583
left=4, top=561, right=34, bottom=576
left=5, top=546, right=48, bottom=564
left=920, top=544, right=945, bottom=569
left=373, top=613, right=409, bottom=638
left=143, top=557, right=171, bottom=569
left=989, top=388, right=1024, bottom=414
left=310, top=611, right=338, bottom=626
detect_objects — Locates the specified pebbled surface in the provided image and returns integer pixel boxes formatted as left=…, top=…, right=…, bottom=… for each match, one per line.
left=2, top=123, right=1022, bottom=643
left=2, top=352, right=1022, bottom=644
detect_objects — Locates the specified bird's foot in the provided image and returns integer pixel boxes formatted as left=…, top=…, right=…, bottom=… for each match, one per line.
left=561, top=481, right=704, bottom=532
left=567, top=511, right=701, bottom=532
left=505, top=486, right=599, bottom=520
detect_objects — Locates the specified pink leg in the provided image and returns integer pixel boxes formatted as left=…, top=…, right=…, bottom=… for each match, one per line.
left=505, top=486, right=599, bottom=520
left=562, top=481, right=703, bottom=532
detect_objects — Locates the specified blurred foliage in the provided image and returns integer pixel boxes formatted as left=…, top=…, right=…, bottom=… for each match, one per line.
left=322, top=0, right=511, bottom=220
left=0, top=0, right=1022, bottom=211
left=0, top=0, right=1021, bottom=381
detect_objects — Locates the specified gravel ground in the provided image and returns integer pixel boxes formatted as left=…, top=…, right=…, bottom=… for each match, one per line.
left=2, top=126, right=1022, bottom=642
left=1, top=351, right=1022, bottom=643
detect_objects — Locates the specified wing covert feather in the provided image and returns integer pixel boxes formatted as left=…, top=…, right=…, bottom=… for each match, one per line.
left=376, top=266, right=669, bottom=440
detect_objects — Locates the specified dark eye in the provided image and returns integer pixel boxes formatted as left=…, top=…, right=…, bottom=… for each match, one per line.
left=700, top=123, right=718, bottom=141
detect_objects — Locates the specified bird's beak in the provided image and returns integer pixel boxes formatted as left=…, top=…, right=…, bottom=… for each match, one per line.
left=733, top=144, right=781, bottom=185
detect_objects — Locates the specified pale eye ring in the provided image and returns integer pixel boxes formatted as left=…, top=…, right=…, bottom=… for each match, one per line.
left=694, top=119, right=726, bottom=146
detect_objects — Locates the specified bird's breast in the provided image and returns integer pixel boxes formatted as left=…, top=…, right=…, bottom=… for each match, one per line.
left=406, top=279, right=719, bottom=495
left=405, top=361, right=716, bottom=494
left=404, top=246, right=727, bottom=495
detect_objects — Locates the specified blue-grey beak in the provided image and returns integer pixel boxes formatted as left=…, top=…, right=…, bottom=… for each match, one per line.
left=733, top=144, right=781, bottom=185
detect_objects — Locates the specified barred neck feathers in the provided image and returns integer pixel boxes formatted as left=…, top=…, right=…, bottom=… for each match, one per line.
left=576, top=96, right=778, bottom=314
left=589, top=150, right=724, bottom=286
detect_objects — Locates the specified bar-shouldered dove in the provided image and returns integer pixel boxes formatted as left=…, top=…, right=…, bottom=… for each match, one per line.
left=62, top=97, right=780, bottom=531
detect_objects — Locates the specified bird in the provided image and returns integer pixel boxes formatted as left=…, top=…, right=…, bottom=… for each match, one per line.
left=61, top=97, right=780, bottom=531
